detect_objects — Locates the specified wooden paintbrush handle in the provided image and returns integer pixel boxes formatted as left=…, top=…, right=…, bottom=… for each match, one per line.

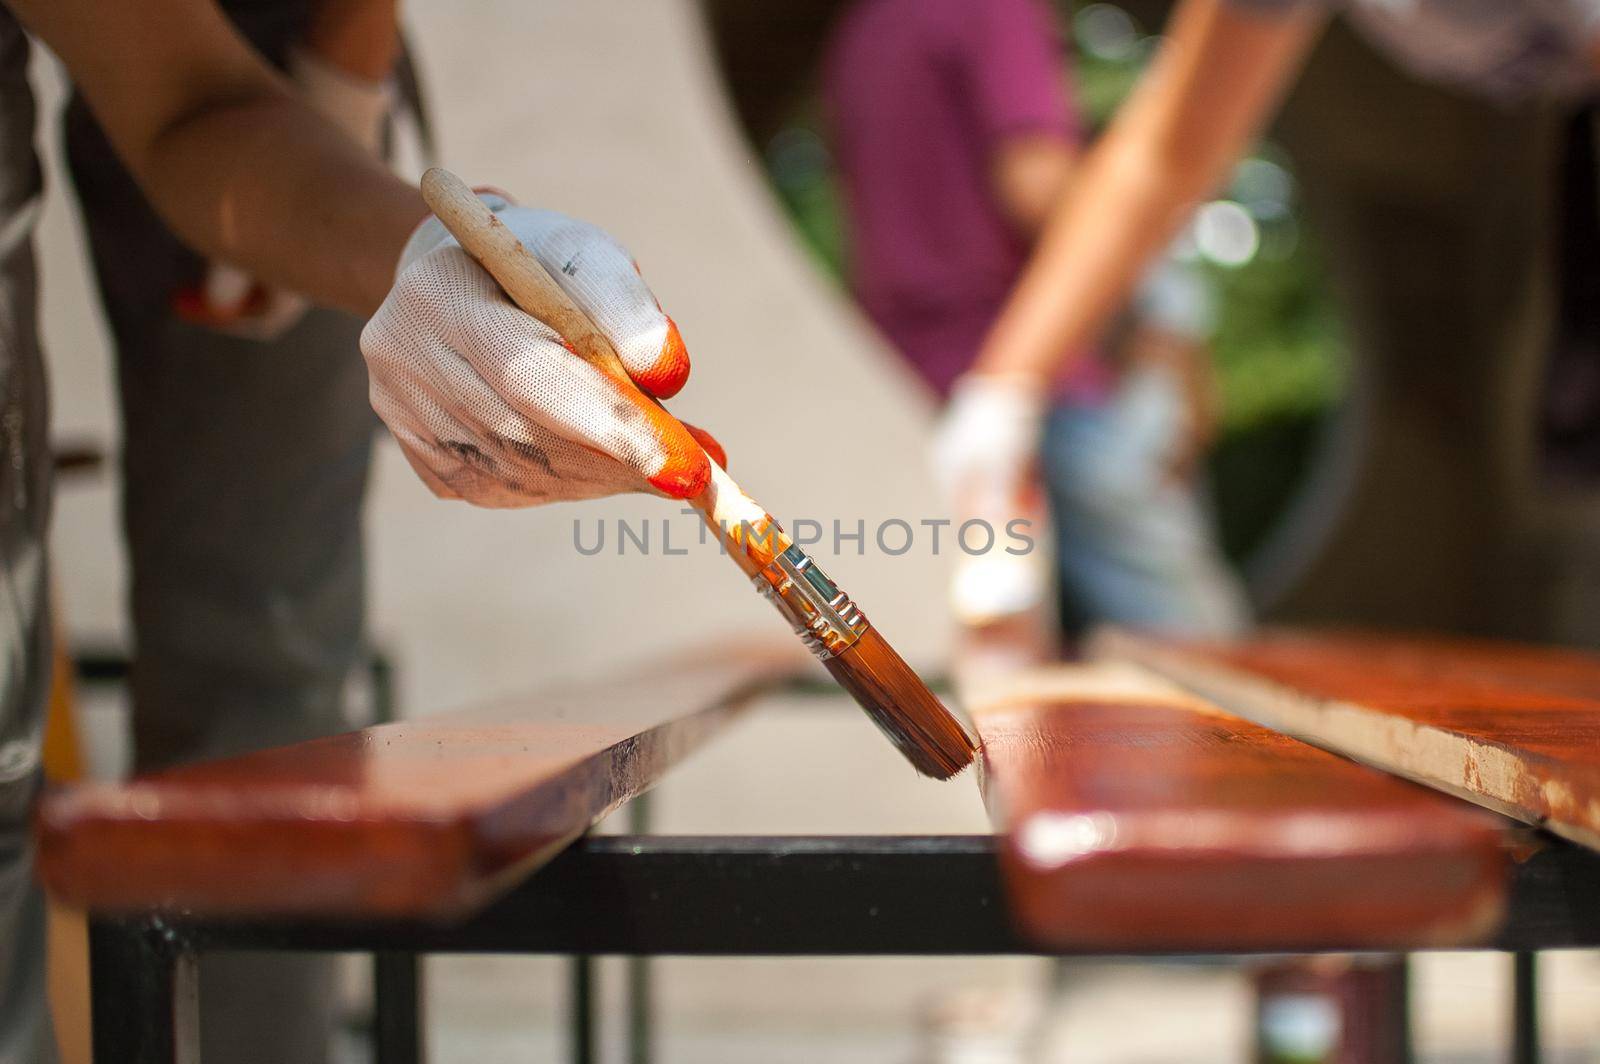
left=420, top=168, right=634, bottom=381
left=418, top=168, right=784, bottom=573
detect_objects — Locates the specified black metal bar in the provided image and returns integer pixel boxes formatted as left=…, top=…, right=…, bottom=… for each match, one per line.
left=570, top=955, right=597, bottom=1064
left=90, top=919, right=198, bottom=1064
left=71, top=648, right=131, bottom=685
left=1393, top=955, right=1414, bottom=1064
left=626, top=952, right=650, bottom=1064
left=373, top=952, right=423, bottom=1064
left=169, top=833, right=1600, bottom=957
left=369, top=652, right=398, bottom=726
left=1512, top=951, right=1539, bottom=1064
left=1493, top=839, right=1600, bottom=950
left=177, top=835, right=1025, bottom=955
left=626, top=791, right=653, bottom=1064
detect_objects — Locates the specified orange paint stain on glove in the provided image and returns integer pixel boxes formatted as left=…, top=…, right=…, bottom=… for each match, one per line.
left=631, top=316, right=692, bottom=399
left=685, top=423, right=727, bottom=470
left=595, top=319, right=717, bottom=498
left=646, top=446, right=710, bottom=498
left=621, top=393, right=710, bottom=498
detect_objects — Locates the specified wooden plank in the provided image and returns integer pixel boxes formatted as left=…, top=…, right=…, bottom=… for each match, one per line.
left=37, top=646, right=803, bottom=919
left=970, top=663, right=1510, bottom=951
left=1093, top=628, right=1600, bottom=852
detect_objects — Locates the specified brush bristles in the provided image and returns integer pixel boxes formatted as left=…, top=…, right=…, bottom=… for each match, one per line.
left=823, top=627, right=976, bottom=779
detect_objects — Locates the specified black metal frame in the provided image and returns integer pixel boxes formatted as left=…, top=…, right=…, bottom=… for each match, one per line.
left=71, top=655, right=1600, bottom=1063
left=85, top=831, right=1600, bottom=1064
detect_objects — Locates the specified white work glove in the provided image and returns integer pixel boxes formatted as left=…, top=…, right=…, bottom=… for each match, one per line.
left=932, top=374, right=1051, bottom=626
left=930, top=374, right=1048, bottom=506
left=361, top=192, right=723, bottom=508
left=176, top=46, right=391, bottom=338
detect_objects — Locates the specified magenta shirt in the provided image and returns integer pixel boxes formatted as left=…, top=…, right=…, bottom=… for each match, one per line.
left=823, top=0, right=1105, bottom=400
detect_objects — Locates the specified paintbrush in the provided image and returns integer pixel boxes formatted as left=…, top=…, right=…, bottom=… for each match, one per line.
left=420, top=167, right=975, bottom=779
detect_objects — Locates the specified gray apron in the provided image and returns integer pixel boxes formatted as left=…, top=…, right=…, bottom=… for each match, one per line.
left=0, top=7, right=57, bottom=1064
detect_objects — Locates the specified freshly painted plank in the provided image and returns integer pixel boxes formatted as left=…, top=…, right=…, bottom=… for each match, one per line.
left=1094, top=628, right=1600, bottom=852
left=37, top=646, right=802, bottom=919
left=970, top=664, right=1509, bottom=951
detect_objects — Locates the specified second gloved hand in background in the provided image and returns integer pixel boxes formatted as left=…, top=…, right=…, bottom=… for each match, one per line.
left=931, top=373, right=1053, bottom=627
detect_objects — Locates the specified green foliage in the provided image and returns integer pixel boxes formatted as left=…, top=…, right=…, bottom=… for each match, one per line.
left=1201, top=228, right=1349, bottom=433
left=770, top=147, right=848, bottom=278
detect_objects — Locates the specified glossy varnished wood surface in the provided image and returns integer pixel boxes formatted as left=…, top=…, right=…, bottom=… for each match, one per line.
left=970, top=664, right=1510, bottom=951
left=1095, top=628, right=1600, bottom=852
left=37, top=647, right=803, bottom=919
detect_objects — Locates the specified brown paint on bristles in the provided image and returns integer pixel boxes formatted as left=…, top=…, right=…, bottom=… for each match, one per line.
left=824, top=626, right=975, bottom=779
left=420, top=167, right=974, bottom=780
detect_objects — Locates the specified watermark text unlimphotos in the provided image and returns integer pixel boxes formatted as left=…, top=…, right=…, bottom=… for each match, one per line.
left=572, top=510, right=1034, bottom=558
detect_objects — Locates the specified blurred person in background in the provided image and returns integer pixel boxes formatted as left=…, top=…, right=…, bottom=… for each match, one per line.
left=954, top=0, right=1600, bottom=646
left=821, top=5, right=1432, bottom=1059
left=823, top=0, right=1249, bottom=666
left=4, top=0, right=722, bottom=1060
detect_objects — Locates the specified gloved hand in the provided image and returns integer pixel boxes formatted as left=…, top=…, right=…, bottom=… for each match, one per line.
left=932, top=374, right=1051, bottom=627
left=361, top=192, right=724, bottom=508
left=176, top=46, right=391, bottom=337
left=930, top=374, right=1048, bottom=508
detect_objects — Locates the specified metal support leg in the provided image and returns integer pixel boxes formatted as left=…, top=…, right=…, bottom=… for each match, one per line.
left=569, top=955, right=597, bottom=1064
left=1512, top=951, right=1540, bottom=1064
left=1393, top=955, right=1413, bottom=1064
left=373, top=952, right=423, bottom=1064
left=626, top=791, right=654, bottom=1064
left=89, top=919, right=199, bottom=1064
left=369, top=652, right=398, bottom=725
left=626, top=952, right=650, bottom=1064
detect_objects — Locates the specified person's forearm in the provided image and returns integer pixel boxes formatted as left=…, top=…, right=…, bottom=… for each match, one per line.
left=137, top=91, right=425, bottom=316
left=974, top=0, right=1322, bottom=381
left=11, top=0, right=425, bottom=317
left=977, top=130, right=1203, bottom=379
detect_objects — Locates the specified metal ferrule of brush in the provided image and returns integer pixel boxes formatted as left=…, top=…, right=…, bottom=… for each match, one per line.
left=752, top=545, right=870, bottom=659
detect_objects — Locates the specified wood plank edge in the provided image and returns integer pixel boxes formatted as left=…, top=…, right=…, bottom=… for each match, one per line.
left=1088, top=628, right=1593, bottom=846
